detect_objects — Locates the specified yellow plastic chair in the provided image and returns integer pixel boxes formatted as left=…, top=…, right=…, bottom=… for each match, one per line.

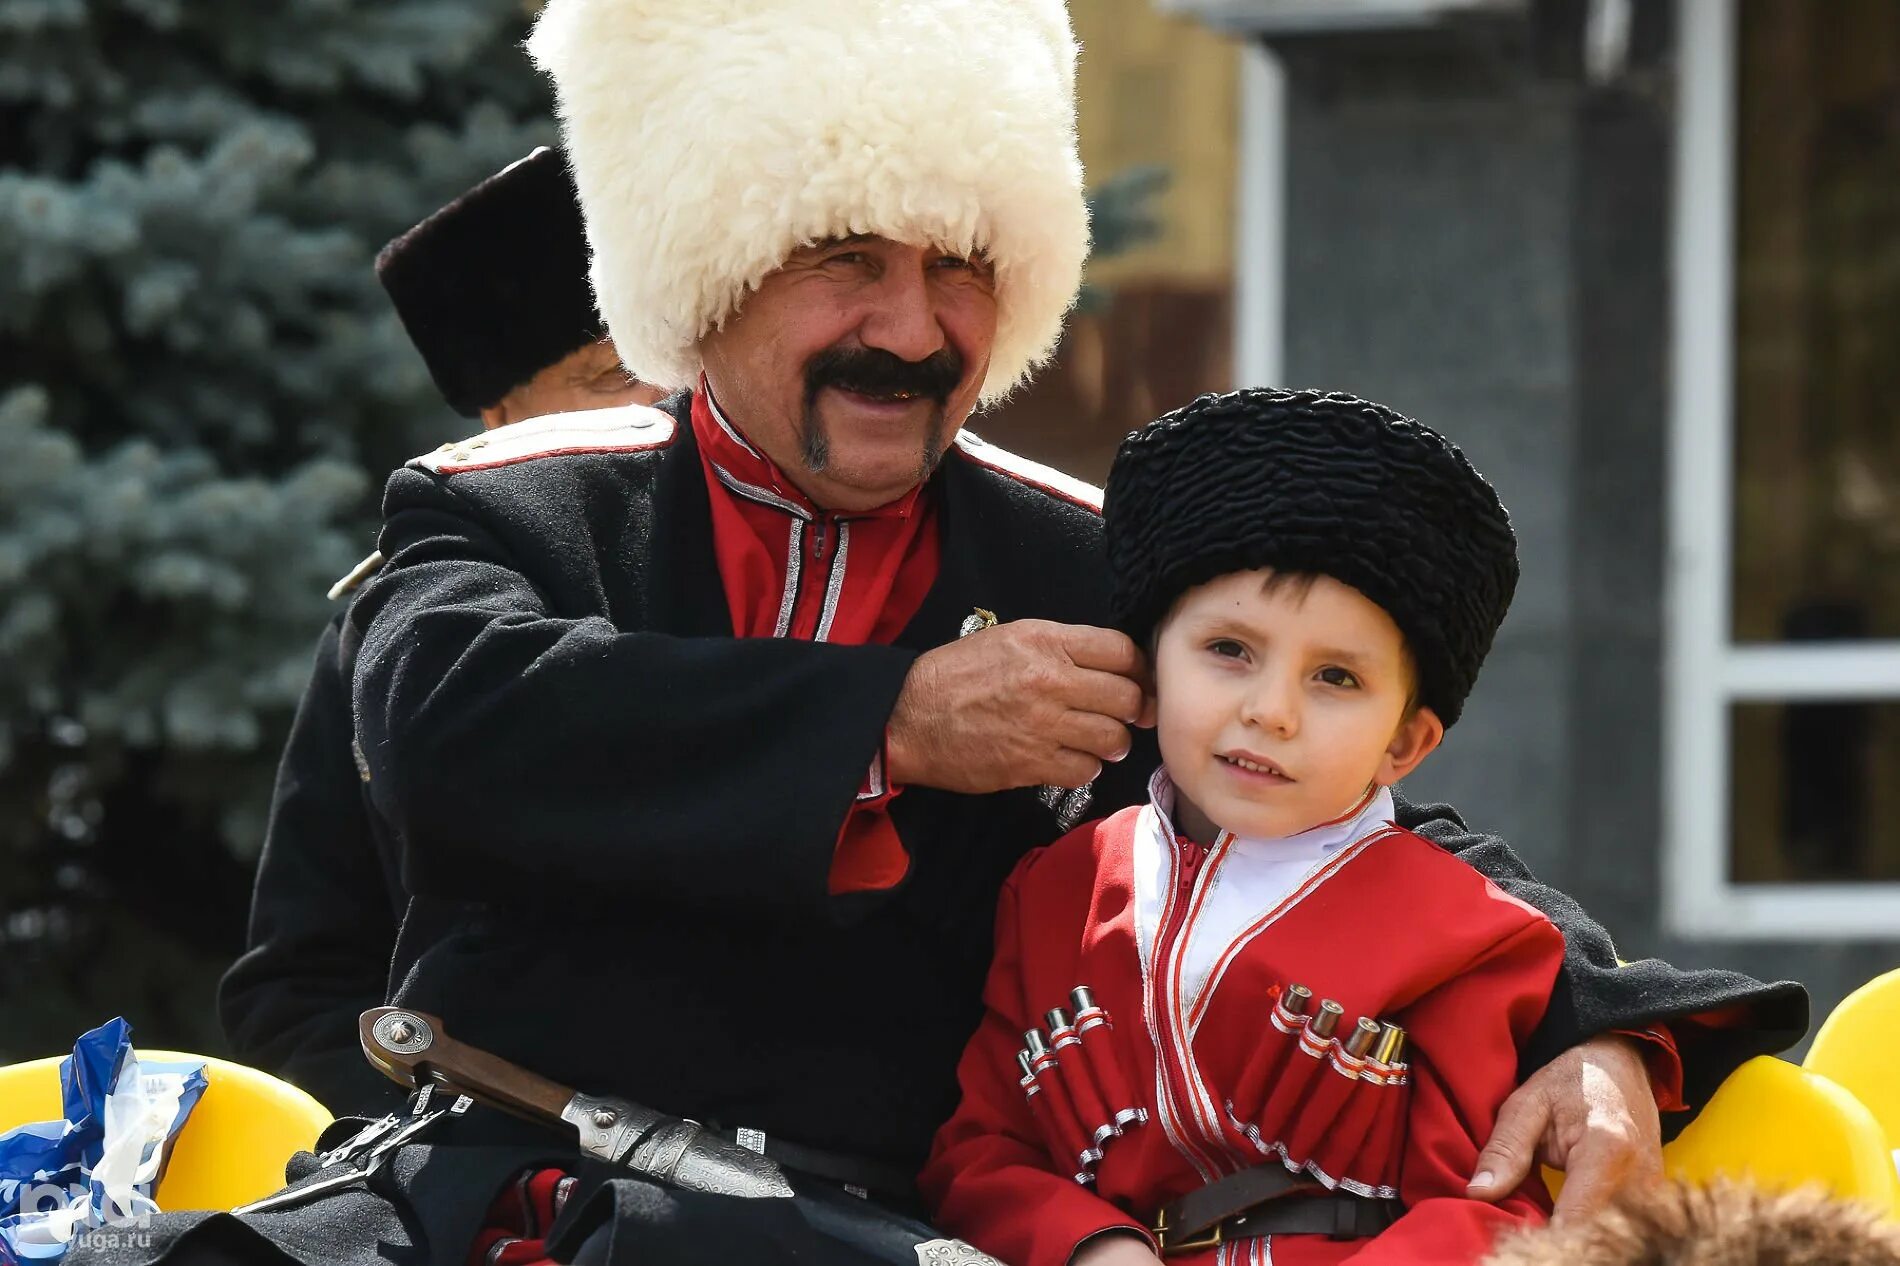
left=1661, top=1056, right=1897, bottom=1214
left=1548, top=1055, right=1898, bottom=1217
left=0, top=1049, right=332, bottom=1212
left=1805, top=968, right=1900, bottom=1157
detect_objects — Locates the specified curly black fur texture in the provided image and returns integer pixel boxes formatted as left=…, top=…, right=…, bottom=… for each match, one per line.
left=1104, top=387, right=1518, bottom=726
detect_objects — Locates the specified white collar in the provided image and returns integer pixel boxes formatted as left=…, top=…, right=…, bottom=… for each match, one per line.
left=1132, top=767, right=1400, bottom=1038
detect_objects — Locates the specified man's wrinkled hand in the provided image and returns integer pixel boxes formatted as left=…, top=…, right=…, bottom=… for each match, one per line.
left=1467, top=1034, right=1663, bottom=1220
left=886, top=620, right=1146, bottom=795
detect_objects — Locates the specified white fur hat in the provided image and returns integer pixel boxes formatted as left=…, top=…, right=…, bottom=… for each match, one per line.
left=526, top=0, right=1089, bottom=405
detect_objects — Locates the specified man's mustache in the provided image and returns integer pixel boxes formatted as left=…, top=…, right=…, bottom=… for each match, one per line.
left=804, top=345, right=965, bottom=405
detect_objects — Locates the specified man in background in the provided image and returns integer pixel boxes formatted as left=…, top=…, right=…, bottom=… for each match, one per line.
left=218, top=146, right=661, bottom=1112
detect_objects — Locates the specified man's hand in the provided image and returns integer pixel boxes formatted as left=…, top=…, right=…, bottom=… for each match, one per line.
left=1069, top=1232, right=1164, bottom=1266
left=1467, top=1034, right=1663, bottom=1220
left=886, top=620, right=1147, bottom=795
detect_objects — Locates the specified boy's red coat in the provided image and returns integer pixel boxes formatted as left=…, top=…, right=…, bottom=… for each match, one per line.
left=921, top=798, right=1565, bottom=1266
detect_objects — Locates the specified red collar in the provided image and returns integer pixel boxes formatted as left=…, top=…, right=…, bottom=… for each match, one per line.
left=687, top=377, right=941, bottom=648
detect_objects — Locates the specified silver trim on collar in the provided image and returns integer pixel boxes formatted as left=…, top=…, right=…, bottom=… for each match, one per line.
left=703, top=387, right=762, bottom=460
left=711, top=462, right=813, bottom=521
left=814, top=522, right=851, bottom=643
left=773, top=519, right=804, bottom=639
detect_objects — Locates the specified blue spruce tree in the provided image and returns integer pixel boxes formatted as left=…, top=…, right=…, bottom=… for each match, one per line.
left=0, top=0, right=557, bottom=1055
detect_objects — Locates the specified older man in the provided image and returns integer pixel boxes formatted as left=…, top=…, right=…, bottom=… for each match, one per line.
left=217, top=146, right=662, bottom=1114
left=100, top=2, right=1797, bottom=1264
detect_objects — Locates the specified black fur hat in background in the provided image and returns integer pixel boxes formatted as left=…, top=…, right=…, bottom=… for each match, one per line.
left=376, top=146, right=603, bottom=417
left=1103, top=387, right=1519, bottom=727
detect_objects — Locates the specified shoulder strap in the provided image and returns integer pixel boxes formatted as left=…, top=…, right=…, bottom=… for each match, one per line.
left=951, top=431, right=1102, bottom=512
left=327, top=549, right=386, bottom=601
left=409, top=404, right=677, bottom=475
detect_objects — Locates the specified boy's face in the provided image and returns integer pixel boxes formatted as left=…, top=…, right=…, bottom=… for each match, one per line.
left=1153, top=569, right=1444, bottom=842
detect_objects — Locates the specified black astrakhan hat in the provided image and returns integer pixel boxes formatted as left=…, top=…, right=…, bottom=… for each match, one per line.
left=376, top=146, right=603, bottom=417
left=1104, top=388, right=1518, bottom=726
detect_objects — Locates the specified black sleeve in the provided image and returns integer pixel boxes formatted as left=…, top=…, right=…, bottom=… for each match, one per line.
left=349, top=467, right=919, bottom=922
left=1394, top=795, right=1810, bottom=1140
left=218, top=616, right=406, bottom=1116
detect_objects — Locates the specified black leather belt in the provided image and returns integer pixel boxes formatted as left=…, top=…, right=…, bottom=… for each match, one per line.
left=718, top=1127, right=920, bottom=1212
left=1152, top=1164, right=1401, bottom=1255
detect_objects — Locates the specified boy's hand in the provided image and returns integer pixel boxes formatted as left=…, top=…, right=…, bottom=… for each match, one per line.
left=1069, top=1231, right=1165, bottom=1266
left=1467, top=1034, right=1663, bottom=1220
left=887, top=620, right=1147, bottom=794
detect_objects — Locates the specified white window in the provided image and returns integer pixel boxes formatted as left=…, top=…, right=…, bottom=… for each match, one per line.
left=1667, top=0, right=1900, bottom=938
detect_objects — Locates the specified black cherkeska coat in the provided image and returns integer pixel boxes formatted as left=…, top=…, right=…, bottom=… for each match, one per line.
left=218, top=612, right=411, bottom=1118
left=164, top=392, right=1802, bottom=1266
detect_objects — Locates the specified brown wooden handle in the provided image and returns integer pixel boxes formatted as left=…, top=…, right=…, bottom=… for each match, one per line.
left=359, top=1006, right=575, bottom=1124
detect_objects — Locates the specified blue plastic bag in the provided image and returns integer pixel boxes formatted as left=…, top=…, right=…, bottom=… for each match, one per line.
left=0, top=1019, right=207, bottom=1265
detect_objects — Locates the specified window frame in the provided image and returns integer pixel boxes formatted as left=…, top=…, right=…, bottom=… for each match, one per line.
left=1665, top=0, right=1900, bottom=939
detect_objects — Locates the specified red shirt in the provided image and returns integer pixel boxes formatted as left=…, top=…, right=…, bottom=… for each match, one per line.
left=691, top=382, right=941, bottom=894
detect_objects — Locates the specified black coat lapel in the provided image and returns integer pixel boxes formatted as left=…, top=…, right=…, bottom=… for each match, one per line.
left=901, top=447, right=1114, bottom=652
left=646, top=392, right=734, bottom=638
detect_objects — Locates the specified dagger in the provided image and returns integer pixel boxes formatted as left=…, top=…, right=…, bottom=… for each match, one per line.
left=357, top=1008, right=1007, bottom=1265
left=359, top=1007, right=794, bottom=1199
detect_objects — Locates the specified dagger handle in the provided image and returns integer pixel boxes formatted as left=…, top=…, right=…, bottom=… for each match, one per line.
left=359, top=1006, right=574, bottom=1124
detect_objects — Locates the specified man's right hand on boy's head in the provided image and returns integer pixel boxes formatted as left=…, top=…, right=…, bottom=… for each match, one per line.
left=886, top=619, right=1147, bottom=796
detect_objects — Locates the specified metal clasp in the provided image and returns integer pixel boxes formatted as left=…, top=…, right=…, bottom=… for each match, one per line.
left=1152, top=1207, right=1223, bottom=1256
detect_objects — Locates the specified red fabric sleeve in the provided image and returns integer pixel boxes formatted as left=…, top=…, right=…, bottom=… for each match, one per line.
left=828, top=733, right=910, bottom=895
left=1612, top=1023, right=1686, bottom=1114
left=920, top=864, right=1153, bottom=1266
left=1340, top=915, right=1566, bottom=1265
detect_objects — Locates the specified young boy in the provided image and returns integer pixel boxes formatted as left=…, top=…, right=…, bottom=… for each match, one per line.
left=920, top=388, right=1562, bottom=1265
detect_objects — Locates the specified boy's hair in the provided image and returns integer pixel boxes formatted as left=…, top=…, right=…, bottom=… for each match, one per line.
left=1482, top=1180, right=1900, bottom=1266
left=1104, top=388, right=1516, bottom=727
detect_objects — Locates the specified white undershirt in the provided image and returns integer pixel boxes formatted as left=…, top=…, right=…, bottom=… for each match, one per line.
left=1133, top=769, right=1397, bottom=1019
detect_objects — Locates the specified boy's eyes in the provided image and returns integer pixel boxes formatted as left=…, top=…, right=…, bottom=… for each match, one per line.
left=1197, top=642, right=1362, bottom=687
